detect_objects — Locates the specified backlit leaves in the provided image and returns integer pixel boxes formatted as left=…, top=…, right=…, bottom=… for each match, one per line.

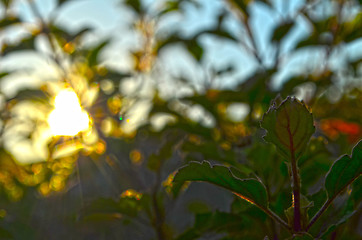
left=260, top=97, right=315, bottom=161
left=172, top=161, right=268, bottom=209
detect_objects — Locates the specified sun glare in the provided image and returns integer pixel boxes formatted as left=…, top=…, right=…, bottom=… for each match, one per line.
left=48, top=89, right=90, bottom=136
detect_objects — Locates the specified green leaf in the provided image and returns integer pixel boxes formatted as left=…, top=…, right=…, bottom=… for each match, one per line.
left=325, top=140, right=362, bottom=199
left=260, top=96, right=315, bottom=161
left=271, top=21, right=294, bottom=42
left=173, top=161, right=268, bottom=208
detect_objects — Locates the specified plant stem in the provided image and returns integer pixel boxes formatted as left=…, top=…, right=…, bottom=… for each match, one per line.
left=285, top=111, right=302, bottom=232
left=305, top=198, right=331, bottom=231
left=290, top=151, right=302, bottom=232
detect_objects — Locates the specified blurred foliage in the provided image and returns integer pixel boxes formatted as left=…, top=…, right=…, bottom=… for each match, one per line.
left=0, top=0, right=361, bottom=239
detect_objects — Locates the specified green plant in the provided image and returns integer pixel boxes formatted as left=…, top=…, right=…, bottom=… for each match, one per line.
left=172, top=97, right=361, bottom=239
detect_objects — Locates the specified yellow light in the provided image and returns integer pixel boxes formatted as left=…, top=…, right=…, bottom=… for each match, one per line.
left=48, top=89, right=90, bottom=136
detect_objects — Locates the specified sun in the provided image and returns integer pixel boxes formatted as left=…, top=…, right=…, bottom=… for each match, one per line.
left=48, top=88, right=90, bottom=136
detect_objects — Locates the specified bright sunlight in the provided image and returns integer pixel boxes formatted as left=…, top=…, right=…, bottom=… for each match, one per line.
left=48, top=88, right=90, bottom=136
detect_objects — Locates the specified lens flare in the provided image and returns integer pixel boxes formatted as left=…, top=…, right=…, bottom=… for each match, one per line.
left=48, top=89, right=90, bottom=136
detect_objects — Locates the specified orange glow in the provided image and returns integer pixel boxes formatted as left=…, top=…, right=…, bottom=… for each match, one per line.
left=320, top=119, right=361, bottom=142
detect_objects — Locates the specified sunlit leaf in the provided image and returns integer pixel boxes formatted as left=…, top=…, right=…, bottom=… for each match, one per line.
left=173, top=161, right=267, bottom=208
left=260, top=96, right=315, bottom=161
left=325, top=140, right=362, bottom=198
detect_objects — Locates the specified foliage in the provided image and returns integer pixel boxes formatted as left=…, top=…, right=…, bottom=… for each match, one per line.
left=0, top=0, right=361, bottom=239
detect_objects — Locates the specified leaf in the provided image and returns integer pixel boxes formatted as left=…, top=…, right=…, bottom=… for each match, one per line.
left=260, top=96, right=315, bottom=161
left=271, top=21, right=294, bottom=42
left=325, top=140, right=362, bottom=199
left=172, top=161, right=268, bottom=209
